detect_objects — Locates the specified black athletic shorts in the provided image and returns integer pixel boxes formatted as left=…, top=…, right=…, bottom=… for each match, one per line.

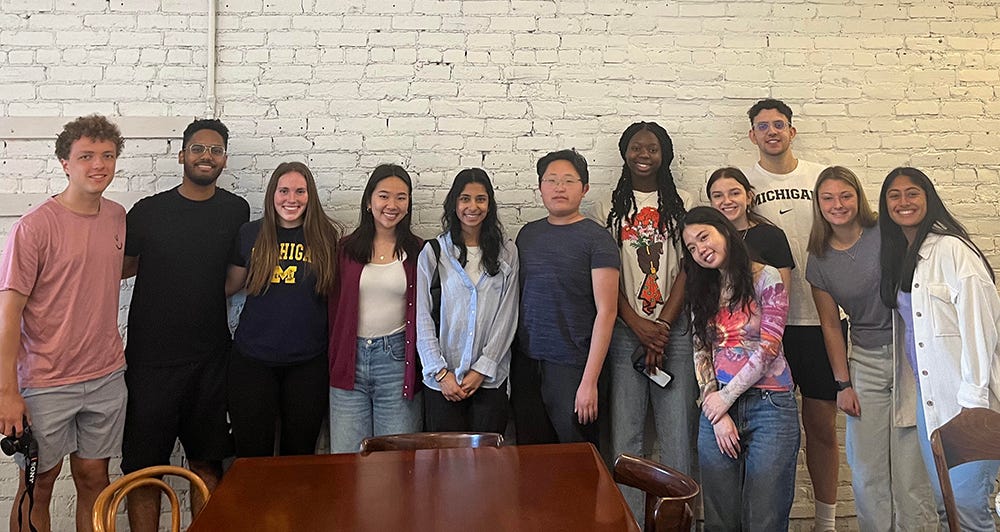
left=121, top=354, right=233, bottom=473
left=781, top=321, right=846, bottom=401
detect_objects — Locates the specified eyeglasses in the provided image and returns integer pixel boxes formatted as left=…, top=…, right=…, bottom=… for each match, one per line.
left=540, top=178, right=582, bottom=187
left=753, top=120, right=788, bottom=133
left=185, top=144, right=227, bottom=157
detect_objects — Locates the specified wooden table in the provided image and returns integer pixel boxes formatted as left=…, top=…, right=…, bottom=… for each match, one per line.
left=188, top=442, right=639, bottom=532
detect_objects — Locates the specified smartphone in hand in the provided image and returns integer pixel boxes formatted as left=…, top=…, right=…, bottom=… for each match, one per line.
left=643, top=367, right=672, bottom=387
left=631, top=346, right=672, bottom=387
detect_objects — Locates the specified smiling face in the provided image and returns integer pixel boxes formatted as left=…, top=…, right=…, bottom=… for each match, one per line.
left=539, top=159, right=589, bottom=221
left=367, top=176, right=410, bottom=233
left=456, top=182, right=490, bottom=235
left=885, top=174, right=927, bottom=241
left=749, top=108, right=796, bottom=158
left=273, top=171, right=308, bottom=228
left=625, top=129, right=662, bottom=184
left=683, top=223, right=729, bottom=270
left=60, top=136, right=118, bottom=197
left=708, top=177, right=752, bottom=229
left=817, top=178, right=859, bottom=229
left=179, top=129, right=227, bottom=187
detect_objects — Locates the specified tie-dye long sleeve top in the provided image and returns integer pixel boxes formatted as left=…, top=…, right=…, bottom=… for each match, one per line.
left=692, top=264, right=793, bottom=407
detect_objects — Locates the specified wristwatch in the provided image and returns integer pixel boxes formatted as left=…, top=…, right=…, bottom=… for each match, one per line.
left=834, top=379, right=853, bottom=391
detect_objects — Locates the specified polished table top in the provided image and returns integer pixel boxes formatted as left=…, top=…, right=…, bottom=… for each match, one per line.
left=188, top=442, right=640, bottom=532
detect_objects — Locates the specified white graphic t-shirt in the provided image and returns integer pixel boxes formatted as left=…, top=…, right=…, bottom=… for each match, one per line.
left=593, top=189, right=693, bottom=319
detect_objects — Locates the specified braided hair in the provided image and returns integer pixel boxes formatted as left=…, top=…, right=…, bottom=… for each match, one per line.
left=606, top=121, right=687, bottom=245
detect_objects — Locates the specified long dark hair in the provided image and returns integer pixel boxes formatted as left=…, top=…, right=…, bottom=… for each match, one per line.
left=606, top=121, right=687, bottom=245
left=681, top=206, right=757, bottom=350
left=246, top=162, right=340, bottom=295
left=878, top=167, right=994, bottom=308
left=442, top=168, right=504, bottom=276
left=342, top=164, right=422, bottom=264
left=705, top=167, right=773, bottom=228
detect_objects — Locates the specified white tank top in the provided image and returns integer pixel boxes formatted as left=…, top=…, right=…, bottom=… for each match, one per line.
left=357, top=258, right=407, bottom=338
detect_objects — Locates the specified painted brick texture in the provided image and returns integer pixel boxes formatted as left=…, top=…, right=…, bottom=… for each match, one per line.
left=2, top=1, right=1000, bottom=530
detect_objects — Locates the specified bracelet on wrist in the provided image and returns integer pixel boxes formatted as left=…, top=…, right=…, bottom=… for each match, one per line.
left=434, top=368, right=449, bottom=382
left=654, top=318, right=672, bottom=330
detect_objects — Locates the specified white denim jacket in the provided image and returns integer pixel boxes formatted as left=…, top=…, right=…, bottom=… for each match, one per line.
left=892, top=233, right=1000, bottom=435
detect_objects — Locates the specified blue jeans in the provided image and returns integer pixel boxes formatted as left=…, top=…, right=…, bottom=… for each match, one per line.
left=699, top=388, right=800, bottom=532
left=328, top=331, right=423, bottom=453
left=608, top=317, right=699, bottom=522
left=915, top=389, right=1000, bottom=532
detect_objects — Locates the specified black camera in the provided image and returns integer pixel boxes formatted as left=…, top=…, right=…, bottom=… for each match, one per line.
left=3, top=418, right=39, bottom=489
left=1, top=425, right=37, bottom=458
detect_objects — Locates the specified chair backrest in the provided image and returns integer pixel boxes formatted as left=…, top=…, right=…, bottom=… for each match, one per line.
left=92, top=465, right=210, bottom=532
left=613, top=453, right=700, bottom=532
left=929, top=407, right=1000, bottom=532
left=359, top=432, right=504, bottom=453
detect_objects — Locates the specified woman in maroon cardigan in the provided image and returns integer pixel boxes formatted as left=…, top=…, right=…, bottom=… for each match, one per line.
left=328, top=164, right=423, bottom=453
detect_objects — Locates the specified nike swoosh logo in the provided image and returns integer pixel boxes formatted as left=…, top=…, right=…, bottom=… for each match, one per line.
left=779, top=208, right=793, bottom=215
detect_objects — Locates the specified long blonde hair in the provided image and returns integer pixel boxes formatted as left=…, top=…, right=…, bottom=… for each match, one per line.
left=245, top=162, right=341, bottom=295
left=807, top=166, right=878, bottom=257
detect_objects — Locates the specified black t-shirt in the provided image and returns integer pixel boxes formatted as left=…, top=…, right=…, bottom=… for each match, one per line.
left=231, top=220, right=328, bottom=366
left=125, top=187, right=250, bottom=366
left=744, top=223, right=795, bottom=270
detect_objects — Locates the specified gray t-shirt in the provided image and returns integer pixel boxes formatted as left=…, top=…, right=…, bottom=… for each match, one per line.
left=805, top=223, right=892, bottom=348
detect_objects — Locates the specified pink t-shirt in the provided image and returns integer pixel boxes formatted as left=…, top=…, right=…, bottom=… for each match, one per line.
left=0, top=197, right=126, bottom=388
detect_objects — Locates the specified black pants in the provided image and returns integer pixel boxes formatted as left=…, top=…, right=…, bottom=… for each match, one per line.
left=227, top=348, right=328, bottom=457
left=423, top=380, right=509, bottom=433
left=510, top=351, right=607, bottom=447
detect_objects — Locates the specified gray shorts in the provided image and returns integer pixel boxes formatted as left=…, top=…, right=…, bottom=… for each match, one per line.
left=19, top=367, right=127, bottom=473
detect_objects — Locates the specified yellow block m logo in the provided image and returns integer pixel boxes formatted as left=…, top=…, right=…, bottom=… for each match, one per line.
left=271, top=265, right=297, bottom=284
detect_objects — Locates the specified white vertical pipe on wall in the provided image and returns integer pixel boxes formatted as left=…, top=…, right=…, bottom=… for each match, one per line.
left=205, top=0, right=217, bottom=117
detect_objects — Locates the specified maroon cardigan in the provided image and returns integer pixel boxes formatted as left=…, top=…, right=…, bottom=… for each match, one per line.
left=327, top=246, right=420, bottom=400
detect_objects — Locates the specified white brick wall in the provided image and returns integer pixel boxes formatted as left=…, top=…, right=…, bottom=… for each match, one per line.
left=2, top=0, right=1000, bottom=529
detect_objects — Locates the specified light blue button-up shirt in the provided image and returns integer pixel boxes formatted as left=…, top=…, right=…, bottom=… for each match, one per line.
left=415, top=233, right=519, bottom=391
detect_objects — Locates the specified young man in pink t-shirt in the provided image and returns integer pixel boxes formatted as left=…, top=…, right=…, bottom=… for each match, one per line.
left=0, top=115, right=127, bottom=532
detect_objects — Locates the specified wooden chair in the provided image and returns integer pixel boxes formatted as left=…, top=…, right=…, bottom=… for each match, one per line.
left=613, top=453, right=700, bottom=532
left=930, top=407, right=1000, bottom=531
left=359, top=432, right=504, bottom=453
left=92, top=465, right=210, bottom=532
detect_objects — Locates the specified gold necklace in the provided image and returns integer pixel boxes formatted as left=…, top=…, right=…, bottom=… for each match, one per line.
left=374, top=242, right=394, bottom=263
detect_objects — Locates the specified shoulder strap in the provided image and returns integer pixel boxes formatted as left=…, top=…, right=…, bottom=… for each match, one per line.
left=427, top=238, right=441, bottom=261
left=425, top=239, right=442, bottom=333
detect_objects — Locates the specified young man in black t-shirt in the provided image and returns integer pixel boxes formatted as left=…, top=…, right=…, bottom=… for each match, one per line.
left=120, top=119, right=249, bottom=532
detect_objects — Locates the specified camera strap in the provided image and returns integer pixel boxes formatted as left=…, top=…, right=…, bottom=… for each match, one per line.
left=15, top=414, right=39, bottom=532
left=16, top=484, right=38, bottom=532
